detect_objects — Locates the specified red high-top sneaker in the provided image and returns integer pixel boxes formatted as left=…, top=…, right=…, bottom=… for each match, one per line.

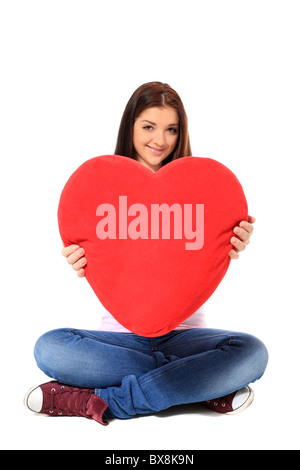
left=201, top=386, right=254, bottom=415
left=24, top=381, right=109, bottom=425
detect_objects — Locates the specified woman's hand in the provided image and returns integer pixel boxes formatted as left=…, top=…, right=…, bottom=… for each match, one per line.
left=61, top=244, right=87, bottom=277
left=229, top=215, right=256, bottom=260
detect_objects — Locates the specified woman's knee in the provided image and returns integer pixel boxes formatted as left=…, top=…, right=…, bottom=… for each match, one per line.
left=34, top=328, right=70, bottom=376
left=239, top=332, right=269, bottom=382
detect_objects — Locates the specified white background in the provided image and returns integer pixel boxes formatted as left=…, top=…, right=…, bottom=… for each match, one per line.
left=1, top=0, right=299, bottom=450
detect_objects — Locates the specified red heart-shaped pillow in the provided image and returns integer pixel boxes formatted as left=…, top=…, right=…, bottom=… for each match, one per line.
left=58, top=155, right=248, bottom=336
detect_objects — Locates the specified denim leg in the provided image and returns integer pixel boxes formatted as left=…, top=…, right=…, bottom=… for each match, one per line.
left=34, top=328, right=157, bottom=388
left=97, top=329, right=268, bottom=419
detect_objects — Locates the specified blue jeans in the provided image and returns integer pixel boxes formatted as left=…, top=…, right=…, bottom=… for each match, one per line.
left=34, top=328, right=268, bottom=420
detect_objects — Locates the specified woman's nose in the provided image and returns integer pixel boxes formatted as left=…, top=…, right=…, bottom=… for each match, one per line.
left=153, top=131, right=166, bottom=147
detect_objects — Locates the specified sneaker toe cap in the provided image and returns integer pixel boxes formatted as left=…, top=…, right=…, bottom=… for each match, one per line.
left=232, top=386, right=253, bottom=410
left=25, top=386, right=43, bottom=413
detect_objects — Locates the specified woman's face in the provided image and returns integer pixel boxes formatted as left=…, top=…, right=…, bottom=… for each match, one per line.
left=133, top=106, right=179, bottom=172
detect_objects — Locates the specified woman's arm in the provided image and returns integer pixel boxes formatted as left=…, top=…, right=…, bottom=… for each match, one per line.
left=229, top=215, right=256, bottom=259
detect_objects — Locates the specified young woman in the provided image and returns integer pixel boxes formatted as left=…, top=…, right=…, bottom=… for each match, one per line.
left=25, top=82, right=268, bottom=425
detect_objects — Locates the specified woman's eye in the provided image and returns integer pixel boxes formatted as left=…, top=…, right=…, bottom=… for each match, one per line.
left=168, top=127, right=178, bottom=134
left=143, top=125, right=153, bottom=131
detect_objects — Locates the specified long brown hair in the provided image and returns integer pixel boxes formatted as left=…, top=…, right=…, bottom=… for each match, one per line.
left=114, top=82, right=192, bottom=165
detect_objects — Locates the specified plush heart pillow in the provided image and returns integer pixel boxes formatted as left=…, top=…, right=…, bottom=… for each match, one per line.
left=57, top=155, right=248, bottom=337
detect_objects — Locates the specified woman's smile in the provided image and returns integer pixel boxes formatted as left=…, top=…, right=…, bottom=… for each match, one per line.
left=146, top=145, right=166, bottom=155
